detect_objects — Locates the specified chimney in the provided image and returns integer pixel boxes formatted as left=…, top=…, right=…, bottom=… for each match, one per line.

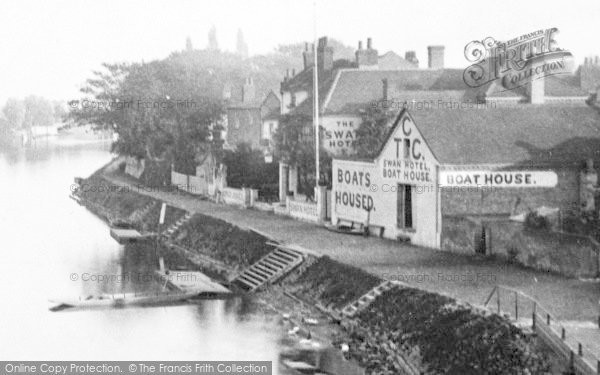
left=405, top=51, right=419, bottom=67
left=222, top=83, right=232, bottom=100
left=355, top=38, right=378, bottom=69
left=382, top=78, right=389, bottom=102
left=317, top=37, right=334, bottom=72
left=302, top=42, right=314, bottom=70
left=242, top=77, right=255, bottom=103
left=427, top=46, right=445, bottom=69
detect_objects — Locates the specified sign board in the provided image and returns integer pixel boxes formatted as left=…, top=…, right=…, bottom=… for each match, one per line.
left=321, top=117, right=360, bottom=155
left=378, top=113, right=435, bottom=184
left=439, top=171, right=558, bottom=188
left=333, top=161, right=377, bottom=222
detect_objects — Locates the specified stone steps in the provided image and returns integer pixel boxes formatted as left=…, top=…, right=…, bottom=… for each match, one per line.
left=232, top=247, right=304, bottom=292
left=340, top=280, right=395, bottom=317
left=163, top=212, right=193, bottom=239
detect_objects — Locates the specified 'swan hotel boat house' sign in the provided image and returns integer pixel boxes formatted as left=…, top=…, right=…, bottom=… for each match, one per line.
left=331, top=110, right=557, bottom=249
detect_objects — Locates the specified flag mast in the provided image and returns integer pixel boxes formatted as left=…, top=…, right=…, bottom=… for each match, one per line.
left=313, top=0, right=320, bottom=186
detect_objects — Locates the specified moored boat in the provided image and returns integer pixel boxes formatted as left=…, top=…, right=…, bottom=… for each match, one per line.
left=48, top=290, right=202, bottom=312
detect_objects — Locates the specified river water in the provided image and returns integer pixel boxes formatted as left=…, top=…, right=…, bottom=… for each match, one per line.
left=0, top=137, right=281, bottom=364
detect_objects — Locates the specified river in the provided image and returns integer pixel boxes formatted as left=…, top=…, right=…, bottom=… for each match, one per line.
left=0, top=136, right=282, bottom=365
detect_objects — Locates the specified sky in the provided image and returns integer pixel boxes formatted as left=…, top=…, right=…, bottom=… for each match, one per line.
left=1, top=0, right=599, bottom=106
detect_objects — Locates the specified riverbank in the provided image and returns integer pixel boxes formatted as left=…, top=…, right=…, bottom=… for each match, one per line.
left=72, top=162, right=562, bottom=374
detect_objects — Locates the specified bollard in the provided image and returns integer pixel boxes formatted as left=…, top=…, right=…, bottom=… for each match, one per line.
left=579, top=343, right=583, bottom=357
left=515, top=291, right=518, bottom=320
left=532, top=302, right=536, bottom=330
left=547, top=313, right=551, bottom=326
left=562, top=327, right=566, bottom=340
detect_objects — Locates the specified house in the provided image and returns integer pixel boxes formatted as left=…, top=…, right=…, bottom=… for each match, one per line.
left=225, top=79, right=280, bottom=150
left=332, top=103, right=600, bottom=249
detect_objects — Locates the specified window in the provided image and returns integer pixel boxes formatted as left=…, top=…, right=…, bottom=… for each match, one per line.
left=397, top=184, right=413, bottom=229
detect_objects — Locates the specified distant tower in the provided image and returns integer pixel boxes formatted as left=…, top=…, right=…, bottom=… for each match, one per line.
left=208, top=26, right=219, bottom=50
left=186, top=36, right=193, bottom=52
left=236, top=29, right=249, bottom=59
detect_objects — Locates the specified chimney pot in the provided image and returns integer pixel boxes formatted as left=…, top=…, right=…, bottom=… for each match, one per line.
left=427, top=46, right=445, bottom=69
left=382, top=78, right=389, bottom=102
left=367, top=38, right=372, bottom=49
left=358, top=41, right=363, bottom=50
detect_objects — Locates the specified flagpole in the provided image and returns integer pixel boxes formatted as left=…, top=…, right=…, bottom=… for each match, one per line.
left=313, top=0, right=320, bottom=186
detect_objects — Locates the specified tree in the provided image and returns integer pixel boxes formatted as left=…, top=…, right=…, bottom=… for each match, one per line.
left=354, top=105, right=395, bottom=159
left=23, top=95, right=55, bottom=128
left=2, top=98, right=25, bottom=130
left=273, top=113, right=332, bottom=194
left=71, top=57, right=225, bottom=175
left=236, top=29, right=248, bottom=59
left=208, top=26, right=219, bottom=50
left=53, top=101, right=67, bottom=123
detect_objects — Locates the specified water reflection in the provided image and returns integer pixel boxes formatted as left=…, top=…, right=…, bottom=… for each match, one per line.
left=0, top=137, right=282, bottom=366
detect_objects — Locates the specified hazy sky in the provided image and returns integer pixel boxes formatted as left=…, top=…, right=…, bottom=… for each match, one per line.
left=1, top=0, right=599, bottom=106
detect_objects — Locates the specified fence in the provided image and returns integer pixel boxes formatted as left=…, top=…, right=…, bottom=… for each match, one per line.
left=171, top=170, right=209, bottom=196
left=484, top=285, right=600, bottom=375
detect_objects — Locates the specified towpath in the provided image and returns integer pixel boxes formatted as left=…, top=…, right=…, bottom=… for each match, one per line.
left=99, top=168, right=600, bottom=362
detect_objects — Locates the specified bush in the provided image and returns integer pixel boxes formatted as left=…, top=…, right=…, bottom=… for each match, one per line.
left=291, top=256, right=381, bottom=309
left=174, top=213, right=270, bottom=267
left=506, top=246, right=520, bottom=263
left=350, top=287, right=550, bottom=374
left=524, top=211, right=549, bottom=230
left=223, top=143, right=278, bottom=190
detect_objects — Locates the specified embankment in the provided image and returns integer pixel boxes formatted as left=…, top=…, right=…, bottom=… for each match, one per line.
left=76, top=173, right=551, bottom=374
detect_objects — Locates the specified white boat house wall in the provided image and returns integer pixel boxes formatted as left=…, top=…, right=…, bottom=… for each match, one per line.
left=332, top=110, right=442, bottom=248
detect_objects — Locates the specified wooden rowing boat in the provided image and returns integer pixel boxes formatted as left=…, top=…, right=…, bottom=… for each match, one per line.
left=48, top=290, right=202, bottom=312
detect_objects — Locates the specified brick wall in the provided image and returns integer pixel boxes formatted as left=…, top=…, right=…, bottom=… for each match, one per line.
left=441, top=216, right=600, bottom=278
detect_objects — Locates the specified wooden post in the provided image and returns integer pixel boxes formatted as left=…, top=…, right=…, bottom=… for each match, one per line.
left=532, top=302, right=536, bottom=330
left=570, top=350, right=574, bottom=370
left=562, top=327, right=566, bottom=340
left=497, top=288, right=500, bottom=314
left=515, top=291, right=518, bottom=320
left=579, top=343, right=583, bottom=357
left=547, top=313, right=551, bottom=326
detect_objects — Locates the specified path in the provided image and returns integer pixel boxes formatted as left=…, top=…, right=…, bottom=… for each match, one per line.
left=100, top=170, right=600, bottom=361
